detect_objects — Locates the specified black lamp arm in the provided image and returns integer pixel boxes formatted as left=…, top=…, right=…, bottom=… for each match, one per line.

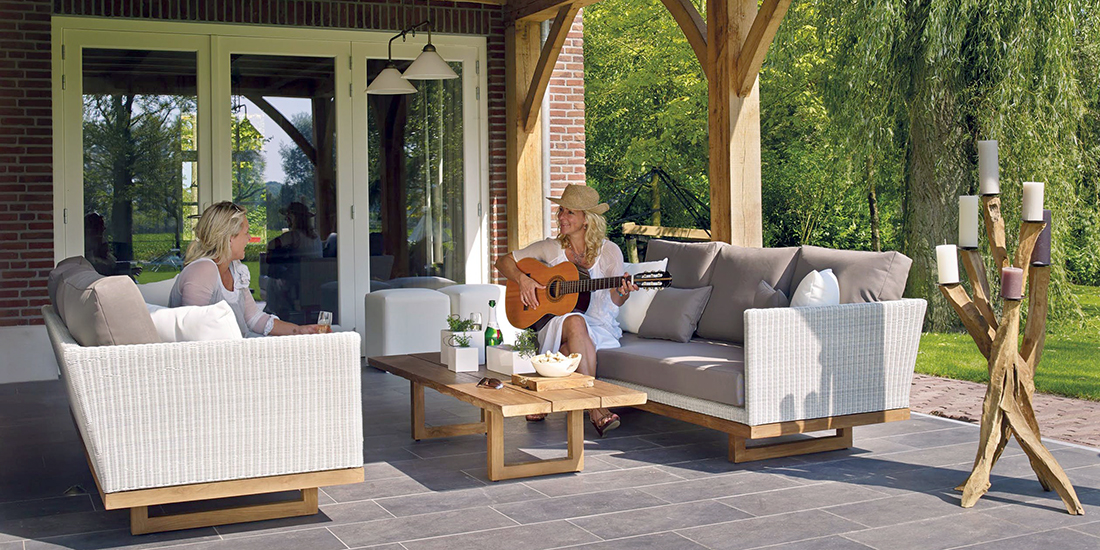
left=386, top=20, right=434, bottom=61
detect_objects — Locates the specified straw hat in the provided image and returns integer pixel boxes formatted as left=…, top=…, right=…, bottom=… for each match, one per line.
left=547, top=184, right=609, bottom=215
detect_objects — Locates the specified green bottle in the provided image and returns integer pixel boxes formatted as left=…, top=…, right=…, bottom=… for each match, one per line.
left=485, top=300, right=504, bottom=347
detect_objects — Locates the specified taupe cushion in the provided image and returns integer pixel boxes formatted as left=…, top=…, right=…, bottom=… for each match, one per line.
left=793, top=246, right=912, bottom=304
left=597, top=334, right=744, bottom=407
left=644, top=239, right=723, bottom=288
left=638, top=286, right=713, bottom=343
left=48, top=256, right=93, bottom=308
left=753, top=279, right=790, bottom=309
left=695, top=245, right=799, bottom=343
left=52, top=262, right=159, bottom=346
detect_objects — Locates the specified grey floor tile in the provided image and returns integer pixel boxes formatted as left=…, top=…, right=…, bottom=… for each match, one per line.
left=561, top=531, right=708, bottom=550
left=978, top=501, right=1096, bottom=531
left=1070, top=520, right=1100, bottom=538
left=843, top=512, right=1035, bottom=550
left=25, top=527, right=219, bottom=549
left=0, top=543, right=22, bottom=550
left=676, top=509, right=865, bottom=550
left=570, top=500, right=752, bottom=539
left=953, top=527, right=1100, bottom=550
left=520, top=466, right=683, bottom=498
left=640, top=470, right=804, bottom=503
left=322, top=475, right=432, bottom=503
left=854, top=417, right=957, bottom=439
left=0, top=509, right=129, bottom=540
left=171, top=526, right=344, bottom=550
left=214, top=499, right=392, bottom=537
left=824, top=490, right=991, bottom=528
left=328, top=506, right=516, bottom=548
left=592, top=441, right=728, bottom=469
left=720, top=482, right=889, bottom=517
left=376, top=483, right=544, bottom=517
left=761, top=535, right=875, bottom=550
left=398, top=519, right=599, bottom=550
left=492, top=487, right=667, bottom=524
left=0, top=495, right=94, bottom=521
left=880, top=427, right=980, bottom=450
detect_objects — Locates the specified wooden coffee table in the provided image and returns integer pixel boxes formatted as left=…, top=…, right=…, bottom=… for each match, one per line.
left=368, top=353, right=647, bottom=481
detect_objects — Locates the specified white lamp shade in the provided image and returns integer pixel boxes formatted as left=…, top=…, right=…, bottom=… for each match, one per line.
left=366, top=65, right=417, bottom=95
left=402, top=45, right=458, bottom=80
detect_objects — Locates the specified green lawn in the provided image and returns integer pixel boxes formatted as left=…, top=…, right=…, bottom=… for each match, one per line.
left=135, top=260, right=262, bottom=294
left=916, top=284, right=1100, bottom=401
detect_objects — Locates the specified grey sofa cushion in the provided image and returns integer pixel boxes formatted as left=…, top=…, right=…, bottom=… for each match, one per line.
left=597, top=334, right=745, bottom=407
left=753, top=279, right=790, bottom=309
left=696, top=245, right=799, bottom=343
left=52, top=261, right=160, bottom=346
left=638, top=286, right=713, bottom=343
left=644, top=239, right=723, bottom=288
left=792, top=246, right=912, bottom=304
left=48, top=256, right=93, bottom=308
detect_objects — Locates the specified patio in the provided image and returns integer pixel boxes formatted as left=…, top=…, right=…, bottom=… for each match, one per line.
left=3, top=364, right=1100, bottom=550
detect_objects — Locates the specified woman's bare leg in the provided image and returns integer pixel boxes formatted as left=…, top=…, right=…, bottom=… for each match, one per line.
left=560, top=316, right=612, bottom=423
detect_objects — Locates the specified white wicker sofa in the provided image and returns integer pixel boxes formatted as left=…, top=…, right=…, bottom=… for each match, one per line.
left=43, top=257, right=364, bottom=534
left=598, top=240, right=927, bottom=462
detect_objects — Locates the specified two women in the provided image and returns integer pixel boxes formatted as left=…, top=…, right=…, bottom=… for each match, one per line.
left=495, top=185, right=637, bottom=436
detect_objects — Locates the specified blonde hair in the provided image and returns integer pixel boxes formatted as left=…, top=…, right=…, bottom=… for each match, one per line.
left=557, top=209, right=607, bottom=265
left=185, top=201, right=248, bottom=265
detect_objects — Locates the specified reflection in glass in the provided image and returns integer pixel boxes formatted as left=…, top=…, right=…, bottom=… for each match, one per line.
left=230, top=54, right=339, bottom=324
left=82, top=48, right=198, bottom=281
left=367, top=59, right=465, bottom=284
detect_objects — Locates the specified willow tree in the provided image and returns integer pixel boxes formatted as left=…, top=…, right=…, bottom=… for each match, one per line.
left=822, top=0, right=1097, bottom=330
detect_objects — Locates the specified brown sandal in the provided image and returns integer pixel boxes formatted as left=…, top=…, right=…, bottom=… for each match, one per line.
left=526, top=413, right=548, bottom=421
left=591, top=412, right=620, bottom=437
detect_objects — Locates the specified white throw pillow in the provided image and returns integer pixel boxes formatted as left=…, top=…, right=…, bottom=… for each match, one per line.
left=138, top=275, right=178, bottom=308
left=790, top=268, right=841, bottom=308
left=616, top=258, right=669, bottom=333
left=146, top=302, right=243, bottom=342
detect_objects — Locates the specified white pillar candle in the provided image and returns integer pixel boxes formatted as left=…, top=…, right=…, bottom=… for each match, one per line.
left=959, top=195, right=979, bottom=249
left=978, top=140, right=1000, bottom=195
left=936, top=244, right=959, bottom=285
left=1022, top=181, right=1044, bottom=221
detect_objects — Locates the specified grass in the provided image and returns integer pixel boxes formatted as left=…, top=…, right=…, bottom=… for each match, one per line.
left=134, top=261, right=262, bottom=294
left=916, top=284, right=1100, bottom=401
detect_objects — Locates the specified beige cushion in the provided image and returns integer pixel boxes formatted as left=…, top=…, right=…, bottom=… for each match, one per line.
left=644, top=239, right=723, bottom=289
left=48, top=256, right=93, bottom=308
left=637, top=286, right=713, bottom=343
left=792, top=246, right=912, bottom=303
left=695, top=245, right=799, bottom=343
left=53, top=262, right=159, bottom=346
left=597, top=334, right=745, bottom=407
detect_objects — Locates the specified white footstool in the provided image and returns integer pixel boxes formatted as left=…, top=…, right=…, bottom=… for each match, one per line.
left=364, top=288, right=450, bottom=358
left=438, top=284, right=519, bottom=345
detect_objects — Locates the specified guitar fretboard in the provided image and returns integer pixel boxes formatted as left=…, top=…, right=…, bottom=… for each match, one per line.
left=554, top=276, right=630, bottom=296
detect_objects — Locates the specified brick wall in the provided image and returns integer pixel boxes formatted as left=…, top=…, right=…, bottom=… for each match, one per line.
left=0, top=0, right=584, bottom=325
left=0, top=0, right=54, bottom=326
left=548, top=12, right=586, bottom=220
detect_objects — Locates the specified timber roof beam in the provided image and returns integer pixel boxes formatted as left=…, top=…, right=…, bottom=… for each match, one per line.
left=735, top=0, right=791, bottom=96
left=521, top=4, right=581, bottom=133
left=507, top=0, right=599, bottom=23
left=659, top=0, right=708, bottom=80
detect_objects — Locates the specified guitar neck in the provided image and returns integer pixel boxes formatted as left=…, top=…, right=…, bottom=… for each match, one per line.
left=558, top=275, right=629, bottom=296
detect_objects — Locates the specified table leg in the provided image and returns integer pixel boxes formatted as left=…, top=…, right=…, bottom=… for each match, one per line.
left=486, top=410, right=584, bottom=481
left=410, top=381, right=486, bottom=441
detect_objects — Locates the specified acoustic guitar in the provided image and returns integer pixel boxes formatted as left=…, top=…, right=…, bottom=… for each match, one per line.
left=505, top=257, right=673, bottom=330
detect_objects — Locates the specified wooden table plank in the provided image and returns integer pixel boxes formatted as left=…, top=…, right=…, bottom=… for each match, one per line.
left=577, top=380, right=648, bottom=408
left=508, top=385, right=602, bottom=412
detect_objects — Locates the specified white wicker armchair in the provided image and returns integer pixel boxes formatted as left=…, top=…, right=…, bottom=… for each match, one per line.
left=42, top=305, right=364, bottom=535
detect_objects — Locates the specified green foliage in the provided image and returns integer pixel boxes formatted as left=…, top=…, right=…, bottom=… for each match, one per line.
left=446, top=314, right=477, bottom=332
left=452, top=334, right=472, bottom=348
left=513, top=329, right=541, bottom=359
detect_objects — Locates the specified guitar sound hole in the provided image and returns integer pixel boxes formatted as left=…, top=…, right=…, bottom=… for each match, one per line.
left=548, top=281, right=559, bottom=299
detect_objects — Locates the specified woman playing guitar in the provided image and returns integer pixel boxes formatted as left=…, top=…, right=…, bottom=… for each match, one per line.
left=494, top=185, right=638, bottom=436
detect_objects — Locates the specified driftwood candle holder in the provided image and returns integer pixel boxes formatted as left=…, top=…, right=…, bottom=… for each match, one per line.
left=939, top=195, right=1083, bottom=514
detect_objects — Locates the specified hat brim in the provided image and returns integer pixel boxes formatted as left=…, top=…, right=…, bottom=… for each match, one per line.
left=547, top=197, right=609, bottom=215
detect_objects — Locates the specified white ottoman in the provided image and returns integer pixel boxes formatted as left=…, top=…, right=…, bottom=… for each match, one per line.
left=364, top=288, right=450, bottom=358
left=438, top=284, right=519, bottom=345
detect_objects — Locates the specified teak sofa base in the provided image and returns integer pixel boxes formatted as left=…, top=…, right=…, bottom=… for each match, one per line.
left=86, top=455, right=363, bottom=535
left=634, top=401, right=910, bottom=463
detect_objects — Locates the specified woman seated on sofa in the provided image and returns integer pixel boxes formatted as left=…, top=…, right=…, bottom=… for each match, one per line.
left=494, top=185, right=638, bottom=436
left=170, top=201, right=327, bottom=337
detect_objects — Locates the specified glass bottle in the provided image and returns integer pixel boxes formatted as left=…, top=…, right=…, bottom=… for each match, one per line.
left=485, top=300, right=503, bottom=347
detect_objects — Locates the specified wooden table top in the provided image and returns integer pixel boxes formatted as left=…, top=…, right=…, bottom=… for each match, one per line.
left=368, top=353, right=647, bottom=418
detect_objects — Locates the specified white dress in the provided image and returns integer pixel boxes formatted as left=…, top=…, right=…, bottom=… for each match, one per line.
left=169, top=258, right=277, bottom=338
left=512, top=238, right=624, bottom=354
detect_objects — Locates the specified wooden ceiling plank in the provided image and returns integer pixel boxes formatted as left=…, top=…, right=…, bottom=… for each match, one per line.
left=246, top=93, right=318, bottom=167
left=659, top=0, right=709, bottom=80
left=521, top=4, right=581, bottom=134
left=507, top=0, right=598, bottom=23
left=735, top=0, right=791, bottom=97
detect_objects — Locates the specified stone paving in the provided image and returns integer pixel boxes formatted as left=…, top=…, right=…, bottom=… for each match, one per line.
left=1, top=367, right=1099, bottom=550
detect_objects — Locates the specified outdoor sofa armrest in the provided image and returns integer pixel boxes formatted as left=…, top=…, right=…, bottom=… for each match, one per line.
left=43, top=306, right=363, bottom=494
left=742, top=298, right=927, bottom=426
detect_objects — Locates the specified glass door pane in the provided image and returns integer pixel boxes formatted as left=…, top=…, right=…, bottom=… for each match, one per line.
left=81, top=48, right=198, bottom=282
left=230, top=54, right=339, bottom=324
left=367, top=59, right=465, bottom=284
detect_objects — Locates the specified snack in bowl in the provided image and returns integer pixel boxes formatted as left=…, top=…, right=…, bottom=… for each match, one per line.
left=529, top=351, right=582, bottom=378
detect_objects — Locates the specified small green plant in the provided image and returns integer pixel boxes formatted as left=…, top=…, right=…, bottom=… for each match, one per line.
left=446, top=314, right=476, bottom=332
left=452, top=334, right=472, bottom=348
left=513, top=329, right=541, bottom=359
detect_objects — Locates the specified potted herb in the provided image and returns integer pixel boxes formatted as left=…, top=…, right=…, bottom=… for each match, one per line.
left=486, top=328, right=538, bottom=376
left=446, top=334, right=479, bottom=373
left=441, top=314, right=483, bottom=365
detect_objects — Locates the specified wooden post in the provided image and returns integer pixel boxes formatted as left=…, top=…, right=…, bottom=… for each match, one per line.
left=707, top=0, right=763, bottom=247
left=505, top=20, right=545, bottom=251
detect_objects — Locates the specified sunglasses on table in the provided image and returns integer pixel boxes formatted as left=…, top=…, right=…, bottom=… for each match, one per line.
left=477, top=377, right=504, bottom=390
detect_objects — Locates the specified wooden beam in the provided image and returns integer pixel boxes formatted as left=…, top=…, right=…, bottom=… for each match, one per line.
left=246, top=94, right=317, bottom=166
left=659, top=0, right=709, bottom=79
left=508, top=0, right=599, bottom=22
left=621, top=222, right=711, bottom=241
left=708, top=0, right=762, bottom=246
left=505, top=20, right=546, bottom=250
left=735, top=0, right=791, bottom=97
left=522, top=4, right=581, bottom=133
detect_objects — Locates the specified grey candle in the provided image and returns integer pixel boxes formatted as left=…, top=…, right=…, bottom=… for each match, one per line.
left=1001, top=266, right=1024, bottom=300
left=1031, top=209, right=1052, bottom=266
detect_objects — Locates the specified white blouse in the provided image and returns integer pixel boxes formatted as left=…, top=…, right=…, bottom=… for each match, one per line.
left=169, top=258, right=276, bottom=337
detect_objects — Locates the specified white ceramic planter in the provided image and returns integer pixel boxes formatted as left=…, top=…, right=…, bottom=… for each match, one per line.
left=446, top=346, right=479, bottom=373
left=486, top=345, right=535, bottom=376
left=441, top=330, right=482, bottom=365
